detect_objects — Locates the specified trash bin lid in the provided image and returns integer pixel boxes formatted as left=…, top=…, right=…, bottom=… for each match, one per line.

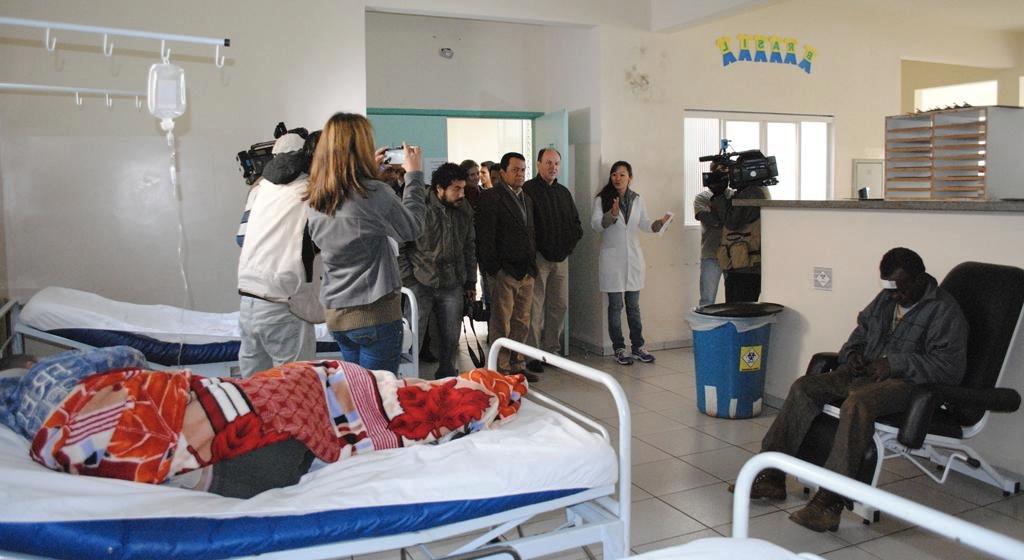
left=695, top=302, right=784, bottom=317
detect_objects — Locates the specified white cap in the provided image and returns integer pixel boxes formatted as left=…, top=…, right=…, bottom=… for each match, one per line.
left=272, top=133, right=306, bottom=155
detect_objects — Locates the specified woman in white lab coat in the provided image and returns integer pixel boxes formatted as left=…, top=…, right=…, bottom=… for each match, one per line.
left=591, top=161, right=672, bottom=366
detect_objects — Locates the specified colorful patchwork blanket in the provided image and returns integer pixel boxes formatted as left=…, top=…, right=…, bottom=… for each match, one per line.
left=29, top=360, right=527, bottom=485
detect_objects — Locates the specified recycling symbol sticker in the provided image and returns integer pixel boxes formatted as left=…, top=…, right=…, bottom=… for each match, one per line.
left=739, top=345, right=762, bottom=372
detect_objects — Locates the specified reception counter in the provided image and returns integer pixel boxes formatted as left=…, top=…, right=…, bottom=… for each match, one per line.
left=733, top=198, right=1024, bottom=473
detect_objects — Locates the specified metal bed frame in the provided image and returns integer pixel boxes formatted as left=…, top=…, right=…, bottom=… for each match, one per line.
left=730, top=453, right=1024, bottom=560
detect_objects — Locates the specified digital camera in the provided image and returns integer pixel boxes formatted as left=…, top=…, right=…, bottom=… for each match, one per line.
left=464, top=296, right=490, bottom=323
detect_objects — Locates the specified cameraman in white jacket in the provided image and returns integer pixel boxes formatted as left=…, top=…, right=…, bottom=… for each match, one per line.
left=236, top=133, right=323, bottom=376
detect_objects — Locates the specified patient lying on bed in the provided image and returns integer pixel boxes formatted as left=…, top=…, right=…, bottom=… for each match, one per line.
left=6, top=347, right=527, bottom=498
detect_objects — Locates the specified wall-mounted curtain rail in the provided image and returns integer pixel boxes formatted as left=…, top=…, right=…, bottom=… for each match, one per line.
left=0, top=82, right=144, bottom=107
left=0, top=16, right=229, bottom=66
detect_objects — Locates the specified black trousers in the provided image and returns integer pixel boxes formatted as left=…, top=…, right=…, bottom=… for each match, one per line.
left=724, top=271, right=761, bottom=303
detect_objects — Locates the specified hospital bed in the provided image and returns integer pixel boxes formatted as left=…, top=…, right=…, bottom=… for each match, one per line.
left=2, top=286, right=419, bottom=378
left=0, top=338, right=632, bottom=560
left=628, top=452, right=1024, bottom=560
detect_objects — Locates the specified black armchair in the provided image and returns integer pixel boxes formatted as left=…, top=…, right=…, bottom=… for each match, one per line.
left=796, top=262, right=1024, bottom=523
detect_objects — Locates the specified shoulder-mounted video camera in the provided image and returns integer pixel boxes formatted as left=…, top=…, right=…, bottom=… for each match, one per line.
left=699, top=139, right=778, bottom=192
left=236, top=122, right=322, bottom=185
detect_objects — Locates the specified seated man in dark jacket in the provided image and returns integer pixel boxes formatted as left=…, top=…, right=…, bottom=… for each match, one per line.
left=734, top=247, right=968, bottom=532
left=399, top=163, right=476, bottom=379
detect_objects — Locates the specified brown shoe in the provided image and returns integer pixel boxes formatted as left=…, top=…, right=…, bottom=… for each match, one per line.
left=789, top=489, right=845, bottom=532
left=727, top=468, right=786, bottom=500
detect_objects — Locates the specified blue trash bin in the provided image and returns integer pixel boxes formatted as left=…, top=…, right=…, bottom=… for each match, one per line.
left=686, top=302, right=784, bottom=419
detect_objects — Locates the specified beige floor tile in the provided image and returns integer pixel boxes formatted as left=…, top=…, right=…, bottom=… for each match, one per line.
left=654, top=403, right=730, bottom=429
left=679, top=446, right=756, bottom=482
left=617, top=362, right=687, bottom=381
left=695, top=418, right=770, bottom=445
left=957, top=507, right=1024, bottom=540
left=629, top=529, right=719, bottom=555
left=637, top=427, right=733, bottom=457
left=822, top=547, right=884, bottom=560
left=643, top=374, right=697, bottom=394
left=830, top=508, right=914, bottom=545
left=714, top=510, right=849, bottom=555
left=632, top=484, right=653, bottom=502
left=876, top=479, right=976, bottom=515
left=632, top=457, right=721, bottom=496
left=988, top=493, right=1024, bottom=522
left=659, top=481, right=780, bottom=527
left=879, top=457, right=927, bottom=479
left=649, top=350, right=697, bottom=374
left=600, top=411, right=686, bottom=436
left=630, top=498, right=706, bottom=546
left=857, top=526, right=993, bottom=560
left=909, top=469, right=1011, bottom=507
left=630, top=437, right=674, bottom=466
left=629, top=390, right=697, bottom=412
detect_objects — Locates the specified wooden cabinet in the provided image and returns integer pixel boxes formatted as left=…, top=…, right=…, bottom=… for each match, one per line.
left=884, top=107, right=1024, bottom=200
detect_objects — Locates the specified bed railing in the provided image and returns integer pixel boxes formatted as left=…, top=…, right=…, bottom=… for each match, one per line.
left=733, top=452, right=1024, bottom=559
left=486, top=338, right=631, bottom=555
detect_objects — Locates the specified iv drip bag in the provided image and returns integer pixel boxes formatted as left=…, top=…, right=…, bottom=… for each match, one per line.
left=147, top=62, right=186, bottom=130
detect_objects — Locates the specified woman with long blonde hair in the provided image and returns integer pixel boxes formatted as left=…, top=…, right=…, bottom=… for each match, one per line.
left=306, top=112, right=425, bottom=372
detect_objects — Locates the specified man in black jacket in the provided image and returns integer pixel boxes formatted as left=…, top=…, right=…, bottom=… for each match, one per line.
left=476, top=152, right=537, bottom=379
left=522, top=148, right=582, bottom=373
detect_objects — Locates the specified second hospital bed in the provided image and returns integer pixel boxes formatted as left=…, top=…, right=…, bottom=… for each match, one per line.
left=5, top=286, right=420, bottom=378
left=0, top=338, right=633, bottom=560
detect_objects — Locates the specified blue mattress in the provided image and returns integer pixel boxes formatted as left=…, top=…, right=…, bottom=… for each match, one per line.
left=0, top=489, right=582, bottom=560
left=48, top=328, right=337, bottom=366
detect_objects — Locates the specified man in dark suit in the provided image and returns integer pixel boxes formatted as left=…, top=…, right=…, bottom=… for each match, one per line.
left=476, top=152, right=538, bottom=379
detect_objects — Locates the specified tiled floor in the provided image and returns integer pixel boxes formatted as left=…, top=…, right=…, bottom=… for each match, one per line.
left=358, top=345, right=1024, bottom=560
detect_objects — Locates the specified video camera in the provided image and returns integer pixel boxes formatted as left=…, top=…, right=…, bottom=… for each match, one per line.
left=699, top=139, right=778, bottom=190
left=236, top=122, right=321, bottom=185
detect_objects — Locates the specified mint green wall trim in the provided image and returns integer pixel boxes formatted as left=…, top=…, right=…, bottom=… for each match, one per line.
left=368, top=107, right=544, bottom=119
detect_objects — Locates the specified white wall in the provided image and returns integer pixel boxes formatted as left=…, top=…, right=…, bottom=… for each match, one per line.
left=366, top=13, right=550, bottom=111
left=759, top=207, right=1024, bottom=473
left=0, top=0, right=367, bottom=310
left=590, top=0, right=1022, bottom=353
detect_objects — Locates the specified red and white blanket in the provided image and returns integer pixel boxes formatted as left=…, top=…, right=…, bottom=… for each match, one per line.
left=30, top=361, right=527, bottom=485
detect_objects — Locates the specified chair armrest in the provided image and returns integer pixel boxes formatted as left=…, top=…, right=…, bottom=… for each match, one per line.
left=896, top=384, right=1021, bottom=448
left=805, top=352, right=839, bottom=376
left=897, top=386, right=937, bottom=448
left=927, top=385, right=1022, bottom=413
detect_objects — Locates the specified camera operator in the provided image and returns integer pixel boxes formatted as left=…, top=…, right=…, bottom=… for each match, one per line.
left=398, top=163, right=476, bottom=379
left=716, top=164, right=771, bottom=303
left=694, top=164, right=731, bottom=307
left=236, top=132, right=323, bottom=377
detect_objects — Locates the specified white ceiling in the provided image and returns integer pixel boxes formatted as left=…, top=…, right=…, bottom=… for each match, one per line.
left=650, top=0, right=1024, bottom=33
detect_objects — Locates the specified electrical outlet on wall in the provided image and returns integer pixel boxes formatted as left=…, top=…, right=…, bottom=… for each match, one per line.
left=813, top=266, right=833, bottom=291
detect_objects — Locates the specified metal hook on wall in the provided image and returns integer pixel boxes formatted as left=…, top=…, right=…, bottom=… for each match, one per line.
left=134, top=95, right=142, bottom=109
left=73, top=92, right=82, bottom=107
left=44, top=28, right=57, bottom=51
left=105, top=93, right=113, bottom=108
left=102, top=33, right=114, bottom=57
left=214, top=44, right=225, bottom=68
left=160, top=39, right=171, bottom=63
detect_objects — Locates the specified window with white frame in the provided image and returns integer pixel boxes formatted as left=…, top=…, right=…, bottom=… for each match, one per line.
left=683, top=111, right=834, bottom=226
left=914, top=80, right=997, bottom=112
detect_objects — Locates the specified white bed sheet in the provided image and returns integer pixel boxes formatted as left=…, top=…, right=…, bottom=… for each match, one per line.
left=18, top=286, right=384, bottom=346
left=0, top=399, right=617, bottom=523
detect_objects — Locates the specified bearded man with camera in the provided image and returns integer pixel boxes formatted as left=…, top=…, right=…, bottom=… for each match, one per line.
left=398, top=163, right=477, bottom=379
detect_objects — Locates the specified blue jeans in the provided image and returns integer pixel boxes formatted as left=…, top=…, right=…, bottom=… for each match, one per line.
left=410, top=283, right=464, bottom=378
left=331, top=320, right=404, bottom=373
left=607, top=291, right=644, bottom=352
left=699, top=258, right=722, bottom=308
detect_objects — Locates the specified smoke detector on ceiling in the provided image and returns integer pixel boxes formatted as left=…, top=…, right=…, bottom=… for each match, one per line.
left=439, top=47, right=454, bottom=59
